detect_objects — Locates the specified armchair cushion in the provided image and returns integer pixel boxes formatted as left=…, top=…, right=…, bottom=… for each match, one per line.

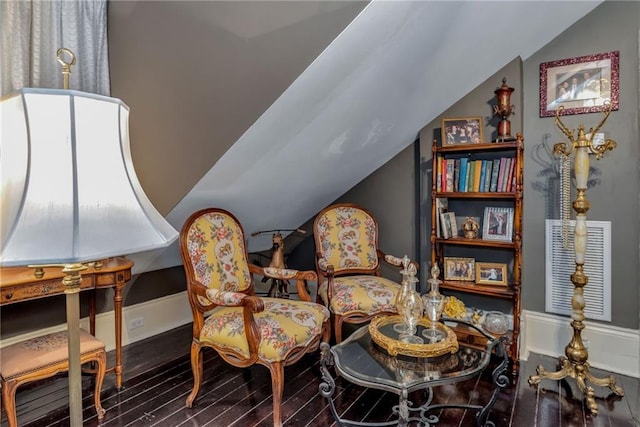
left=200, top=298, right=329, bottom=362
left=318, top=275, right=399, bottom=316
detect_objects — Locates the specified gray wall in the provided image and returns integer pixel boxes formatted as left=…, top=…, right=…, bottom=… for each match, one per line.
left=522, top=1, right=639, bottom=329
left=351, top=1, right=639, bottom=330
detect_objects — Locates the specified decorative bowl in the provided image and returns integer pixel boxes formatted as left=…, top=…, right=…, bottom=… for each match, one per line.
left=483, top=311, right=509, bottom=335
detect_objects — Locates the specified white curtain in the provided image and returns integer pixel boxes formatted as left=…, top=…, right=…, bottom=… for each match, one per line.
left=1, top=0, right=109, bottom=96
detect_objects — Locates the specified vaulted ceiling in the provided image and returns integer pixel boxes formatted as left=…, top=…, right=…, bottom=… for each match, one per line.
left=108, top=1, right=602, bottom=273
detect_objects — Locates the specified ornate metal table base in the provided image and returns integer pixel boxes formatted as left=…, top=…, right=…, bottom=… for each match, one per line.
left=319, top=340, right=510, bottom=427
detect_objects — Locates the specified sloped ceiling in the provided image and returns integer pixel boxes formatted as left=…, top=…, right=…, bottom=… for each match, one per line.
left=126, top=0, right=602, bottom=273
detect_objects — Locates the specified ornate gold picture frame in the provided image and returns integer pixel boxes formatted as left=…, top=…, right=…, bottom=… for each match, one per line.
left=475, top=262, right=508, bottom=286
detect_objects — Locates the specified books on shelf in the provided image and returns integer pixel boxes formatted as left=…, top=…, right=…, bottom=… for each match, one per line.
left=436, top=156, right=516, bottom=193
left=437, top=155, right=515, bottom=193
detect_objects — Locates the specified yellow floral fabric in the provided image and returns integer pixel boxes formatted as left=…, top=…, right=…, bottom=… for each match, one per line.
left=315, top=206, right=378, bottom=273
left=185, top=211, right=252, bottom=305
left=200, top=298, right=329, bottom=361
left=318, top=275, right=399, bottom=316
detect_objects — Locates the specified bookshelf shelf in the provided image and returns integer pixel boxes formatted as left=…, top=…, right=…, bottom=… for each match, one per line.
left=425, top=134, right=524, bottom=374
left=432, top=237, right=517, bottom=249
left=440, top=281, right=515, bottom=298
left=435, top=192, right=517, bottom=199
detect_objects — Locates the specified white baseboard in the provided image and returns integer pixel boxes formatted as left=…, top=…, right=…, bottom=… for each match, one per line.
left=520, top=309, right=639, bottom=378
left=1, top=291, right=193, bottom=352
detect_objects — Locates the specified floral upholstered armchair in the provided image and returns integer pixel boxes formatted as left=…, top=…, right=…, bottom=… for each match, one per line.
left=313, top=203, right=413, bottom=343
left=180, top=208, right=330, bottom=427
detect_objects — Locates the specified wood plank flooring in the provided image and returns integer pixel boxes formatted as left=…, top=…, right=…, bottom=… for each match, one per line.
left=3, top=323, right=638, bottom=427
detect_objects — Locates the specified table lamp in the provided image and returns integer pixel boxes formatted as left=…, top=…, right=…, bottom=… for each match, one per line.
left=0, top=50, right=178, bottom=425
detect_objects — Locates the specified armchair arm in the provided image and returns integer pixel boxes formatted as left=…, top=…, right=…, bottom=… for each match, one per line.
left=204, top=288, right=265, bottom=358
left=315, top=256, right=336, bottom=302
left=379, top=251, right=419, bottom=271
left=249, top=264, right=317, bottom=302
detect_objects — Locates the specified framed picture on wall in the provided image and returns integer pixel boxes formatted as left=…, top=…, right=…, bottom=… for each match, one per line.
left=539, top=51, right=619, bottom=117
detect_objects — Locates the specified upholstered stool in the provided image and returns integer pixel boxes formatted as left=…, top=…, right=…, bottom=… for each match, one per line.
left=0, top=329, right=107, bottom=427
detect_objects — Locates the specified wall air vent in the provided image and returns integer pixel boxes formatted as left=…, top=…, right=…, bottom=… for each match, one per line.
left=545, top=219, right=611, bottom=321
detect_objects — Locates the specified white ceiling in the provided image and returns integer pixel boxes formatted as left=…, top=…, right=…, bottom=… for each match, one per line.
left=133, top=0, right=602, bottom=274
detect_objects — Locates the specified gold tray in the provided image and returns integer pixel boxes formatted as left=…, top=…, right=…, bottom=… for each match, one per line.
left=368, top=315, right=459, bottom=358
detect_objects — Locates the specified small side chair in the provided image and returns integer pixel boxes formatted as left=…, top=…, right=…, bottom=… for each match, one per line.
left=180, top=207, right=330, bottom=427
left=313, top=203, right=413, bottom=343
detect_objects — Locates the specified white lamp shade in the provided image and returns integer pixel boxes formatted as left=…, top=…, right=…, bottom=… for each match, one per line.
left=1, top=88, right=178, bottom=266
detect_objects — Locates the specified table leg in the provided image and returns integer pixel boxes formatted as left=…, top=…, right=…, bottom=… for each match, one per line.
left=89, top=289, right=96, bottom=335
left=398, top=388, right=409, bottom=427
left=114, top=284, right=124, bottom=389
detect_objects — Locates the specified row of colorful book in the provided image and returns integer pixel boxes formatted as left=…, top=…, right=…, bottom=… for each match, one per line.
left=436, top=156, right=516, bottom=193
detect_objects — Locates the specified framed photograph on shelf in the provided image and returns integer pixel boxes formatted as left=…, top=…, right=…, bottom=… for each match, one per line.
left=441, top=117, right=484, bottom=146
left=482, top=207, right=513, bottom=242
left=444, top=257, right=475, bottom=282
left=475, top=262, right=508, bottom=286
left=539, top=50, right=619, bottom=117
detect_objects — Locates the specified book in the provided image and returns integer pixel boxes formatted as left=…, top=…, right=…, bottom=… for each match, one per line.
left=497, top=157, right=508, bottom=192
left=479, top=160, right=488, bottom=192
left=436, top=157, right=442, bottom=192
left=473, top=159, right=483, bottom=192
left=440, top=211, right=457, bottom=239
left=440, top=212, right=451, bottom=239
left=435, top=198, right=448, bottom=238
left=489, top=158, right=501, bottom=191
left=505, top=157, right=515, bottom=192
left=465, top=159, right=474, bottom=192
left=458, top=158, right=468, bottom=192
left=445, top=159, right=454, bottom=192
left=507, top=156, right=517, bottom=192
left=483, top=160, right=493, bottom=192
left=453, top=160, right=459, bottom=192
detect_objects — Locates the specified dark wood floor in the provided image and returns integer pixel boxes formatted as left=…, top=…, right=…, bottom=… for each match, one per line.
left=4, top=323, right=638, bottom=427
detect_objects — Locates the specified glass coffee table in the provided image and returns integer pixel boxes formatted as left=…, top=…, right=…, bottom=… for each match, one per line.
left=319, top=319, right=509, bottom=427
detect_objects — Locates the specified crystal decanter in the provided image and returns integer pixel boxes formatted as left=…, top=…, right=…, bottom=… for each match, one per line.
left=422, top=262, right=446, bottom=342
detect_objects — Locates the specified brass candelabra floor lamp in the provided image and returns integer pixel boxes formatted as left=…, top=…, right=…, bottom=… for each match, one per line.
left=528, top=103, right=624, bottom=414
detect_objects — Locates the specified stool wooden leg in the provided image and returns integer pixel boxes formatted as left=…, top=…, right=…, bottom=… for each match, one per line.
left=2, top=380, right=19, bottom=427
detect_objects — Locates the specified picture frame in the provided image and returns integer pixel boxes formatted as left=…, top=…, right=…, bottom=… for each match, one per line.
left=482, top=207, right=514, bottom=242
left=475, top=262, right=508, bottom=286
left=444, top=257, right=475, bottom=282
left=539, top=51, right=619, bottom=117
left=441, top=117, right=484, bottom=146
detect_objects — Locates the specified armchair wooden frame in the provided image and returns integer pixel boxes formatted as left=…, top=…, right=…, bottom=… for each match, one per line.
left=180, top=208, right=330, bottom=427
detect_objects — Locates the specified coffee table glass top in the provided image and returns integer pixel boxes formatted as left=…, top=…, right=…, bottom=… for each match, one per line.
left=331, top=319, right=499, bottom=393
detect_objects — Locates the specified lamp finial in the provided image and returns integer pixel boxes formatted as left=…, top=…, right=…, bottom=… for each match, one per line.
left=56, top=48, right=76, bottom=89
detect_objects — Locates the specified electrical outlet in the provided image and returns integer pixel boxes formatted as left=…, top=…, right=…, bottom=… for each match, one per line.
left=129, top=317, right=144, bottom=330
